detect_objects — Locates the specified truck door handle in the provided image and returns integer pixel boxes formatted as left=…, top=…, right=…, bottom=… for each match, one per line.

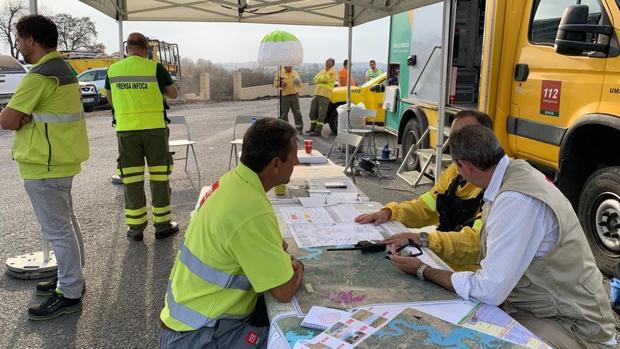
left=514, top=64, right=529, bottom=81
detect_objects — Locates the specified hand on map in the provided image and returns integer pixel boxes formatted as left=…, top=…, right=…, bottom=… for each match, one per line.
left=354, top=208, right=392, bottom=225
left=387, top=245, right=424, bottom=275
left=383, top=232, right=421, bottom=248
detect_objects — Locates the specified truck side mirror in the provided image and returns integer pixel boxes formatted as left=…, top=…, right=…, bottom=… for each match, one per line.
left=555, top=5, right=612, bottom=56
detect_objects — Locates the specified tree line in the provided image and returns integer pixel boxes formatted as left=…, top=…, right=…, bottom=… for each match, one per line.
left=0, top=0, right=102, bottom=59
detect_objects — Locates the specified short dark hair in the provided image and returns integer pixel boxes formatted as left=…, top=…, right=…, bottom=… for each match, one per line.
left=450, top=125, right=505, bottom=170
left=369, top=60, right=376, bottom=64
left=240, top=118, right=297, bottom=173
left=16, top=15, right=58, bottom=49
left=454, top=109, right=493, bottom=129
left=127, top=32, right=148, bottom=50
left=343, top=59, right=348, bottom=65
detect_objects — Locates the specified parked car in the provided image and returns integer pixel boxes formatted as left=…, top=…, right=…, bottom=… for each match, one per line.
left=0, top=54, right=27, bottom=107
left=77, top=67, right=108, bottom=111
left=80, top=83, right=100, bottom=112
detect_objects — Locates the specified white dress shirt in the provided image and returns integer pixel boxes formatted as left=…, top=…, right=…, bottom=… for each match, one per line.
left=451, top=156, right=559, bottom=306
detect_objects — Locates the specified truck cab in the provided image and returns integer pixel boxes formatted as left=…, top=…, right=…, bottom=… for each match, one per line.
left=327, top=73, right=387, bottom=134
left=388, top=0, right=620, bottom=274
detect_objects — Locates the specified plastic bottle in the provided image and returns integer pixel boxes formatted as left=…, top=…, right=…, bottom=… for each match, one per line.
left=251, top=117, right=257, bottom=125
left=381, top=144, right=391, bottom=160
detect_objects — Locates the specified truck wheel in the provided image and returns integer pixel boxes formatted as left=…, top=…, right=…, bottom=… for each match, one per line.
left=578, top=167, right=620, bottom=275
left=327, top=105, right=339, bottom=135
left=402, top=118, right=421, bottom=171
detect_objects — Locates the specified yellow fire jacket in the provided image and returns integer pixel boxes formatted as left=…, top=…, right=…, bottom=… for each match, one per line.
left=384, top=163, right=484, bottom=271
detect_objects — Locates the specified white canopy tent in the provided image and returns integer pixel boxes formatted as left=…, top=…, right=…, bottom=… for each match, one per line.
left=13, top=0, right=452, bottom=279
left=73, top=0, right=452, bottom=179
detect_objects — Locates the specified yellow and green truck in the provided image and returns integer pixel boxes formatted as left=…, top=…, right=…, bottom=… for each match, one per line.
left=385, top=0, right=620, bottom=273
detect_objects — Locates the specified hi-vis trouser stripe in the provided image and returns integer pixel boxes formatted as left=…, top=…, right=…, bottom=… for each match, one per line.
left=148, top=165, right=172, bottom=182
left=116, top=165, right=145, bottom=184
left=420, top=192, right=437, bottom=212
left=109, top=76, right=157, bottom=83
left=125, top=207, right=148, bottom=225
left=153, top=205, right=171, bottom=224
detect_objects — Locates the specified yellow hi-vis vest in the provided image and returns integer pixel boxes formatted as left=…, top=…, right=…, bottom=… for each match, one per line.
left=12, top=54, right=89, bottom=179
left=107, top=55, right=165, bottom=131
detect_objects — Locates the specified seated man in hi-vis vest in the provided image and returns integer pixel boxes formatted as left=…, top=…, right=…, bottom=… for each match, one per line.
left=159, top=118, right=304, bottom=349
left=105, top=32, right=179, bottom=242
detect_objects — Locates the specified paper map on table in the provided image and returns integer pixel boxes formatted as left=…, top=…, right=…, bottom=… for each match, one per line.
left=279, top=206, right=335, bottom=225
left=289, top=244, right=458, bottom=315
left=357, top=308, right=526, bottom=348
left=458, top=303, right=552, bottom=349
left=295, top=305, right=404, bottom=349
left=289, top=223, right=384, bottom=248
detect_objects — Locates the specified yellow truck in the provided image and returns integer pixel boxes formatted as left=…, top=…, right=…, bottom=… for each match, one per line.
left=63, top=39, right=182, bottom=79
left=327, top=73, right=386, bottom=134
left=384, top=0, right=620, bottom=273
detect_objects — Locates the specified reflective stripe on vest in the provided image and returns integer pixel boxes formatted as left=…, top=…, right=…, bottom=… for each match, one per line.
left=420, top=192, right=437, bottom=212
left=178, top=242, right=251, bottom=291
left=32, top=111, right=84, bottom=123
left=165, top=282, right=246, bottom=329
left=472, top=218, right=484, bottom=231
left=109, top=76, right=158, bottom=83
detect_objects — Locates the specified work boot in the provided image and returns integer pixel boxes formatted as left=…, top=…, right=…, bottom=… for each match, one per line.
left=111, top=175, right=123, bottom=184
left=304, top=126, right=316, bottom=135
left=155, top=222, right=179, bottom=240
left=127, top=227, right=144, bottom=241
left=28, top=291, right=82, bottom=321
left=36, top=278, right=86, bottom=297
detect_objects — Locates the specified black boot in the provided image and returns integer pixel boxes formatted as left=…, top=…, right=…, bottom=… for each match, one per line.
left=28, top=291, right=82, bottom=321
left=155, top=222, right=179, bottom=240
left=127, top=227, right=144, bottom=241
left=36, top=278, right=86, bottom=297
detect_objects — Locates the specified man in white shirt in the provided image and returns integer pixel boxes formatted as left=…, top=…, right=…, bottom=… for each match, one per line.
left=387, top=125, right=616, bottom=348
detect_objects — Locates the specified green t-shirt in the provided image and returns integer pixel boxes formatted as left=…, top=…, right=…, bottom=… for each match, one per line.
left=160, top=163, right=293, bottom=331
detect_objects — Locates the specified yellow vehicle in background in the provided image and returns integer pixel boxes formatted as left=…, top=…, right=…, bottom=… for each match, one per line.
left=63, top=39, right=182, bottom=80
left=327, top=73, right=386, bottom=134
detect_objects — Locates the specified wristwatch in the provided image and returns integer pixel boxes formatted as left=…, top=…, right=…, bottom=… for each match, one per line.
left=418, top=232, right=429, bottom=248
left=416, top=264, right=428, bottom=281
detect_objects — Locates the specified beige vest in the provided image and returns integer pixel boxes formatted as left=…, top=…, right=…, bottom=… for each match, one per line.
left=481, top=160, right=614, bottom=343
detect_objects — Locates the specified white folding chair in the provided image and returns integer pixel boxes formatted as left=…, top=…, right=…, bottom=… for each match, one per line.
left=326, top=132, right=363, bottom=183
left=228, top=115, right=265, bottom=170
left=168, top=115, right=201, bottom=182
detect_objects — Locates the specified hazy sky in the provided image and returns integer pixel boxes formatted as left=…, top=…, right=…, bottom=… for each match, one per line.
left=2, top=0, right=390, bottom=64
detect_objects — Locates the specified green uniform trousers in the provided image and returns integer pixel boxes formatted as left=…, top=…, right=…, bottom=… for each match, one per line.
left=308, top=95, right=330, bottom=132
left=116, top=128, right=173, bottom=231
left=279, top=94, right=304, bottom=131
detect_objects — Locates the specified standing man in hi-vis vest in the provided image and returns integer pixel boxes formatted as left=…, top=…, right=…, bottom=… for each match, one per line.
left=105, top=32, right=179, bottom=242
left=305, top=58, right=337, bottom=137
left=0, top=15, right=89, bottom=320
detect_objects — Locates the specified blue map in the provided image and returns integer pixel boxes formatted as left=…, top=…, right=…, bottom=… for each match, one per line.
left=359, top=308, right=525, bottom=349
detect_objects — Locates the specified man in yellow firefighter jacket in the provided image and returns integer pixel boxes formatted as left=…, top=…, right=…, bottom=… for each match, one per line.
left=356, top=110, right=493, bottom=271
left=105, top=32, right=179, bottom=241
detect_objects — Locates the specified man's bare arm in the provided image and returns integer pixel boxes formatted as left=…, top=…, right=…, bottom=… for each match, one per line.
left=269, top=260, right=304, bottom=303
left=423, top=267, right=455, bottom=292
left=164, top=84, right=177, bottom=99
left=0, top=107, right=30, bottom=130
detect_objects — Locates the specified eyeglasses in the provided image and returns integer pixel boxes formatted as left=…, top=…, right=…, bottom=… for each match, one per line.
left=387, top=238, right=423, bottom=258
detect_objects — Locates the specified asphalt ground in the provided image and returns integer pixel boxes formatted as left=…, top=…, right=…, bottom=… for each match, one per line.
left=0, top=98, right=617, bottom=348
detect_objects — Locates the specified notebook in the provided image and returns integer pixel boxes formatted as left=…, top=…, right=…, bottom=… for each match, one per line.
left=300, top=306, right=351, bottom=331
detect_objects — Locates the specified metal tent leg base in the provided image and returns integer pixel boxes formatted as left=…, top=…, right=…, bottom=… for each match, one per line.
left=5, top=250, right=58, bottom=280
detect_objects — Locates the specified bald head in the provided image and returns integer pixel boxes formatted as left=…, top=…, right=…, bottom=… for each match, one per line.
left=126, top=32, right=148, bottom=57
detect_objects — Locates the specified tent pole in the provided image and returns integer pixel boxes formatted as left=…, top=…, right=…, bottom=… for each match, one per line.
left=118, top=19, right=124, bottom=58
left=435, top=0, right=453, bottom=182
left=28, top=0, right=37, bottom=15
left=345, top=3, right=353, bottom=166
